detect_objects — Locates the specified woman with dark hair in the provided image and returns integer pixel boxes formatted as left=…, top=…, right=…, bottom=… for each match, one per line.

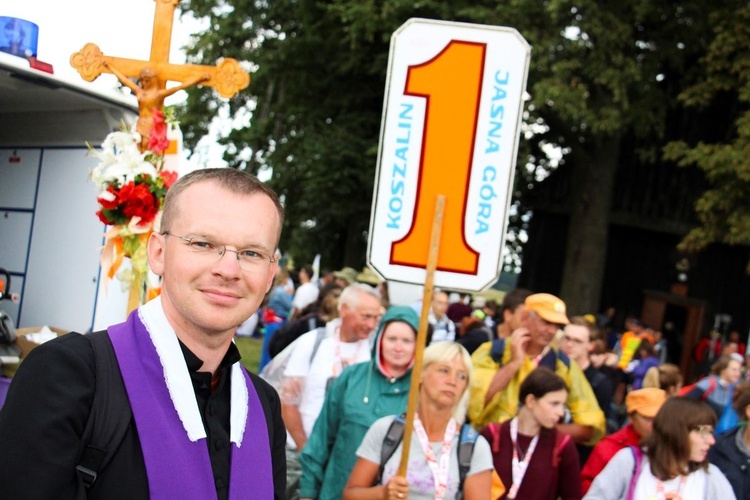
left=709, top=382, right=750, bottom=500
left=585, top=398, right=735, bottom=499
left=627, top=340, right=660, bottom=390
left=481, top=368, right=581, bottom=500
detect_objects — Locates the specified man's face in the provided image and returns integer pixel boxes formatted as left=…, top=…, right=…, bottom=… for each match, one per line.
left=148, top=182, right=280, bottom=338
left=431, top=292, right=449, bottom=319
left=339, top=292, right=382, bottom=340
left=525, top=311, right=561, bottom=350
left=561, top=323, right=591, bottom=362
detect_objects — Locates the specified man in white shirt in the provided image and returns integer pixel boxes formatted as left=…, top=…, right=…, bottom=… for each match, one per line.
left=280, top=283, right=381, bottom=496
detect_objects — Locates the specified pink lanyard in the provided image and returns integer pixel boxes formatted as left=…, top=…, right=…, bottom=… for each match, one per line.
left=332, top=333, right=363, bottom=377
left=413, top=414, right=457, bottom=500
left=507, top=417, right=539, bottom=499
left=655, top=476, right=686, bottom=499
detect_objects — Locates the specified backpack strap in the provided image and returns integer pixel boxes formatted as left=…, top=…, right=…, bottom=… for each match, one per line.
left=378, top=414, right=406, bottom=484
left=456, top=423, right=479, bottom=499
left=625, top=445, right=644, bottom=500
left=309, top=327, right=326, bottom=364
left=76, top=331, right=132, bottom=488
left=703, top=377, right=717, bottom=401
left=489, top=338, right=506, bottom=363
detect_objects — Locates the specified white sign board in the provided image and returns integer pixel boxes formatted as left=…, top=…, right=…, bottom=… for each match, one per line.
left=367, top=19, right=531, bottom=292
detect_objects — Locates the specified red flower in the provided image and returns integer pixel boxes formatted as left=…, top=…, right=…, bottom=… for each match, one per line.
left=96, top=185, right=120, bottom=209
left=160, top=169, right=178, bottom=188
left=147, top=109, right=169, bottom=155
left=119, top=182, right=158, bottom=223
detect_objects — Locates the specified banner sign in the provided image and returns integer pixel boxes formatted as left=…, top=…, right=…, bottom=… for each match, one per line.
left=367, top=19, right=531, bottom=292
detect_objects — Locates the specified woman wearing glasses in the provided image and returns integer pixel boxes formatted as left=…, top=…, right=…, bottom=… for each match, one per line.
left=584, top=397, right=735, bottom=499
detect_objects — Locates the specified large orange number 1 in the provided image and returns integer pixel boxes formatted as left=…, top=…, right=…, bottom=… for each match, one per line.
left=391, top=40, right=485, bottom=274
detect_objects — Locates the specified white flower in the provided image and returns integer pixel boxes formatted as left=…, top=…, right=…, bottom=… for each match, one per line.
left=90, top=130, right=156, bottom=188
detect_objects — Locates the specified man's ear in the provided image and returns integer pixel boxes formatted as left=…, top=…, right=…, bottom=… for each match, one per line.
left=147, top=232, right=166, bottom=276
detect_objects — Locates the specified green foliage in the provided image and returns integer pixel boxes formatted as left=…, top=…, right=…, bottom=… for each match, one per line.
left=663, top=3, right=750, bottom=266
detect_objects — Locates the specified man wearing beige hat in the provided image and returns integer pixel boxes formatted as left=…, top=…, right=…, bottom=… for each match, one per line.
left=580, top=387, right=667, bottom=494
left=333, top=267, right=358, bottom=288
left=469, top=293, right=606, bottom=446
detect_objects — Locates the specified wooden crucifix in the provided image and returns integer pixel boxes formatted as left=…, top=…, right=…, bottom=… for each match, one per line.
left=70, top=0, right=249, bottom=151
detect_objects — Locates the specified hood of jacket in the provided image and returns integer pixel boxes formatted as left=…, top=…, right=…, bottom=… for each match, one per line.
left=372, top=305, right=420, bottom=378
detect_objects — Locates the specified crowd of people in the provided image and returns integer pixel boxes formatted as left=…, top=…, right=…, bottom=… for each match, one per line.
left=260, top=262, right=748, bottom=499
left=0, top=168, right=747, bottom=499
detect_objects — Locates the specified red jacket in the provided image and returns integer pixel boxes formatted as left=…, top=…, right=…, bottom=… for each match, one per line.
left=580, top=423, right=641, bottom=494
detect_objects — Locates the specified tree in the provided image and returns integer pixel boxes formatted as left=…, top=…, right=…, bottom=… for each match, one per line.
left=663, top=3, right=750, bottom=270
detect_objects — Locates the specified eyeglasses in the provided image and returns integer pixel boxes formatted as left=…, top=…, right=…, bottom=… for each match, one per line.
left=162, top=232, right=276, bottom=273
left=691, top=425, right=715, bottom=440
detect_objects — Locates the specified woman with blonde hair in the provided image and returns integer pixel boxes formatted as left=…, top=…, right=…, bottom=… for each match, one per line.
left=344, top=342, right=493, bottom=499
left=643, top=363, right=683, bottom=396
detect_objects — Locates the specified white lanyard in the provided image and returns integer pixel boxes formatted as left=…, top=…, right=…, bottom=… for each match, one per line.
left=413, top=414, right=457, bottom=500
left=508, top=417, right=540, bottom=499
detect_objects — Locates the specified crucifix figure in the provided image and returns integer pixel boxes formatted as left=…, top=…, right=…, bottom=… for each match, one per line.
left=70, top=0, right=250, bottom=151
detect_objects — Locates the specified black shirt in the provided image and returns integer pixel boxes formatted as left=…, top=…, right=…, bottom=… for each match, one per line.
left=179, top=340, right=241, bottom=500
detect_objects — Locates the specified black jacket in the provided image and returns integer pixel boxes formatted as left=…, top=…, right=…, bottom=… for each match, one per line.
left=708, top=426, right=750, bottom=500
left=0, top=332, right=286, bottom=499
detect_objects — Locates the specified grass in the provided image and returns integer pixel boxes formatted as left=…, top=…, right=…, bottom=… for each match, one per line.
left=235, top=336, right=264, bottom=374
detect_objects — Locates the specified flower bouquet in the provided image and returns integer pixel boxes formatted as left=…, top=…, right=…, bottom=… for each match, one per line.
left=90, top=109, right=178, bottom=312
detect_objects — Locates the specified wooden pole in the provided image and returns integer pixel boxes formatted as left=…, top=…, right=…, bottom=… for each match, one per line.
left=397, top=194, right=445, bottom=477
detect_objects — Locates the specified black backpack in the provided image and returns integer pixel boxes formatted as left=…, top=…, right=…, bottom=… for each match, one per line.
left=75, top=331, right=132, bottom=488
left=378, top=414, right=479, bottom=499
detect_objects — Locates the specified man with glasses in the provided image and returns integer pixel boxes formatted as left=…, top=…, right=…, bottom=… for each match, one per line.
left=0, top=169, right=287, bottom=499
left=561, top=316, right=615, bottom=463
left=280, top=282, right=381, bottom=498
left=469, top=293, right=606, bottom=447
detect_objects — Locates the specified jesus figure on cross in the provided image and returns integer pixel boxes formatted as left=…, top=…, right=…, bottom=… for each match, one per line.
left=104, top=61, right=209, bottom=152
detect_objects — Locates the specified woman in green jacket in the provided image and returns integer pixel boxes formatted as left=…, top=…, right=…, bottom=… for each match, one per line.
left=299, top=305, right=420, bottom=500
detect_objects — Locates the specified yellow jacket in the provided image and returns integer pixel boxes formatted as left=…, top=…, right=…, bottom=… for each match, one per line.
left=468, top=340, right=606, bottom=446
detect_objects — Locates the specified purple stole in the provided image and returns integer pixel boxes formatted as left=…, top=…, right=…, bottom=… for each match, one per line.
left=108, top=303, right=274, bottom=499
